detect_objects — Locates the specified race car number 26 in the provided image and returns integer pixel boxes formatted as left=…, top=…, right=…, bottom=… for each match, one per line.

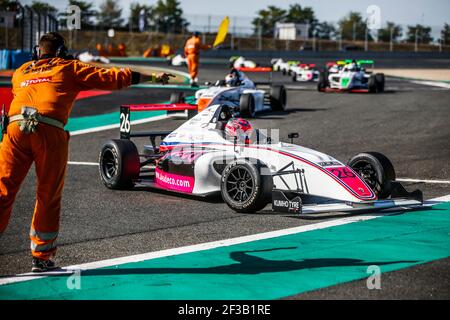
left=120, top=112, right=131, bottom=133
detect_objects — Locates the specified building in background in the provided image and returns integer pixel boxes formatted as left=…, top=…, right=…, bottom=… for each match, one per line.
left=274, top=23, right=309, bottom=40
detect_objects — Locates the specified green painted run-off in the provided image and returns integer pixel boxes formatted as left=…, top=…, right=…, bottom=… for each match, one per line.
left=1, top=202, right=449, bottom=300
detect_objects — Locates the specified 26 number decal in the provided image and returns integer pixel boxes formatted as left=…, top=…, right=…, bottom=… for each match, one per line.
left=328, top=167, right=356, bottom=179
left=120, top=112, right=130, bottom=133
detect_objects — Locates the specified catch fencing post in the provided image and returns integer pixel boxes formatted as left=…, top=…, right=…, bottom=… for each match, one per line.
left=352, top=21, right=356, bottom=42
left=312, top=32, right=316, bottom=51
left=364, top=26, right=368, bottom=51
left=415, top=28, right=418, bottom=52
left=389, top=27, right=393, bottom=52
left=258, top=25, right=262, bottom=51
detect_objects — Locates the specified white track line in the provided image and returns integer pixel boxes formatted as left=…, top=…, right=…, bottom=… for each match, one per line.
left=410, top=80, right=450, bottom=89
left=397, top=178, right=450, bottom=184
left=67, top=161, right=98, bottom=166
left=1, top=194, right=449, bottom=286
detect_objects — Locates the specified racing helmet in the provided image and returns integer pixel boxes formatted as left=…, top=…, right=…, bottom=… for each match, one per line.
left=224, top=118, right=253, bottom=143
left=225, top=72, right=240, bottom=87
left=347, top=60, right=358, bottom=71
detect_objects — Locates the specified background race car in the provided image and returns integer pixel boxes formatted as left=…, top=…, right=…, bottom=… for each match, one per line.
left=318, top=59, right=385, bottom=93
left=229, top=56, right=258, bottom=69
left=291, top=63, right=320, bottom=82
left=171, top=68, right=287, bottom=118
left=167, top=54, right=187, bottom=66
left=271, top=58, right=300, bottom=75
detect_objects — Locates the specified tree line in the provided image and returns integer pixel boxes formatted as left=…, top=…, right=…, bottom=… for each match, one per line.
left=252, top=4, right=449, bottom=44
left=1, top=0, right=449, bottom=44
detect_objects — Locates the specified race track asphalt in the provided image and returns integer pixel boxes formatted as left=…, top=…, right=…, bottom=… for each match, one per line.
left=0, top=58, right=449, bottom=299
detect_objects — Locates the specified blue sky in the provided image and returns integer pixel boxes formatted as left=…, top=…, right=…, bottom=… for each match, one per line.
left=21, top=0, right=450, bottom=27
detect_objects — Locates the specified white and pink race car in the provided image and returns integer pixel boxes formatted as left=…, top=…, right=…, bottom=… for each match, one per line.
left=99, top=103, right=422, bottom=214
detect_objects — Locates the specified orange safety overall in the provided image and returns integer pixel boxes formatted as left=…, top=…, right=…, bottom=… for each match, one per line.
left=184, top=36, right=209, bottom=81
left=0, top=57, right=132, bottom=260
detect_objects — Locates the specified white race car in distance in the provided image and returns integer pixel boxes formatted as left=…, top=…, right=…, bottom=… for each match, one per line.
left=318, top=59, right=385, bottom=93
left=291, top=63, right=320, bottom=82
left=167, top=54, right=187, bottom=66
left=171, top=68, right=287, bottom=118
left=230, top=56, right=258, bottom=69
left=271, top=58, right=300, bottom=75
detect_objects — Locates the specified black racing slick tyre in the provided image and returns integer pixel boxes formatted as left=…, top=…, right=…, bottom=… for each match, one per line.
left=348, top=152, right=396, bottom=199
left=170, top=92, right=185, bottom=104
left=317, top=70, right=329, bottom=92
left=221, top=159, right=273, bottom=213
left=99, top=139, right=140, bottom=190
left=368, top=74, right=378, bottom=93
left=239, top=93, right=256, bottom=118
left=269, top=85, right=287, bottom=111
left=375, top=73, right=385, bottom=92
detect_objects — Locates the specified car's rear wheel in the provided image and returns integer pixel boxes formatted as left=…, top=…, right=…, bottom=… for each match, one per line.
left=170, top=92, right=185, bottom=104
left=221, top=159, right=273, bottom=213
left=292, top=73, right=297, bottom=82
left=99, top=139, right=140, bottom=190
left=239, top=93, right=256, bottom=118
left=348, top=152, right=396, bottom=199
left=270, top=85, right=287, bottom=111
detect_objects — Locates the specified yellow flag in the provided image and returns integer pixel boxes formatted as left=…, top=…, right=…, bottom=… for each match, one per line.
left=213, top=16, right=229, bottom=47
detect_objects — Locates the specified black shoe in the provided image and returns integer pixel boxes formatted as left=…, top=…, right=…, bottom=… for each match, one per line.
left=32, top=258, right=59, bottom=272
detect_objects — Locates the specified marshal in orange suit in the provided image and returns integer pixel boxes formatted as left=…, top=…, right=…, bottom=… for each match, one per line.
left=184, top=32, right=211, bottom=87
left=0, top=32, right=172, bottom=272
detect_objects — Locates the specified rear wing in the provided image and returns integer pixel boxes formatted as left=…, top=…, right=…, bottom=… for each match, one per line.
left=236, top=67, right=272, bottom=72
left=336, top=59, right=375, bottom=68
left=119, top=103, right=197, bottom=139
left=299, top=63, right=316, bottom=68
left=236, top=66, right=273, bottom=84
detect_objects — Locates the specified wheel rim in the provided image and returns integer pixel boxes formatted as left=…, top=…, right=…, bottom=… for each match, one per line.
left=102, top=148, right=118, bottom=180
left=351, top=161, right=382, bottom=194
left=225, top=167, right=255, bottom=203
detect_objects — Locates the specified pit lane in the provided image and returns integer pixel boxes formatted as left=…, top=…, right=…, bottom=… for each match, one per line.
left=0, top=58, right=449, bottom=299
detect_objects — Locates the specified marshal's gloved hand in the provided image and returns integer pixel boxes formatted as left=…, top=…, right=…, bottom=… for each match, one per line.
left=131, top=71, right=176, bottom=85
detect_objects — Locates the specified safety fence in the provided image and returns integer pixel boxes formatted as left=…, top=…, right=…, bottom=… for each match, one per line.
left=1, top=9, right=449, bottom=55
left=53, top=30, right=450, bottom=57
left=0, top=3, right=58, bottom=51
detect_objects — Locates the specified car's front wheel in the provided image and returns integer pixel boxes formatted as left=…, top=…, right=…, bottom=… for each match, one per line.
left=270, top=85, right=287, bottom=111
left=99, top=140, right=141, bottom=190
left=221, top=159, right=273, bottom=213
left=376, top=73, right=385, bottom=92
left=239, top=93, right=256, bottom=118
left=348, top=152, right=396, bottom=199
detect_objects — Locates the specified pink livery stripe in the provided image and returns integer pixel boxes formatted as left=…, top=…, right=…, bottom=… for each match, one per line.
left=155, top=168, right=195, bottom=193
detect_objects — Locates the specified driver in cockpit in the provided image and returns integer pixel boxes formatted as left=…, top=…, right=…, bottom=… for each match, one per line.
left=224, top=69, right=243, bottom=87
left=346, top=59, right=360, bottom=72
